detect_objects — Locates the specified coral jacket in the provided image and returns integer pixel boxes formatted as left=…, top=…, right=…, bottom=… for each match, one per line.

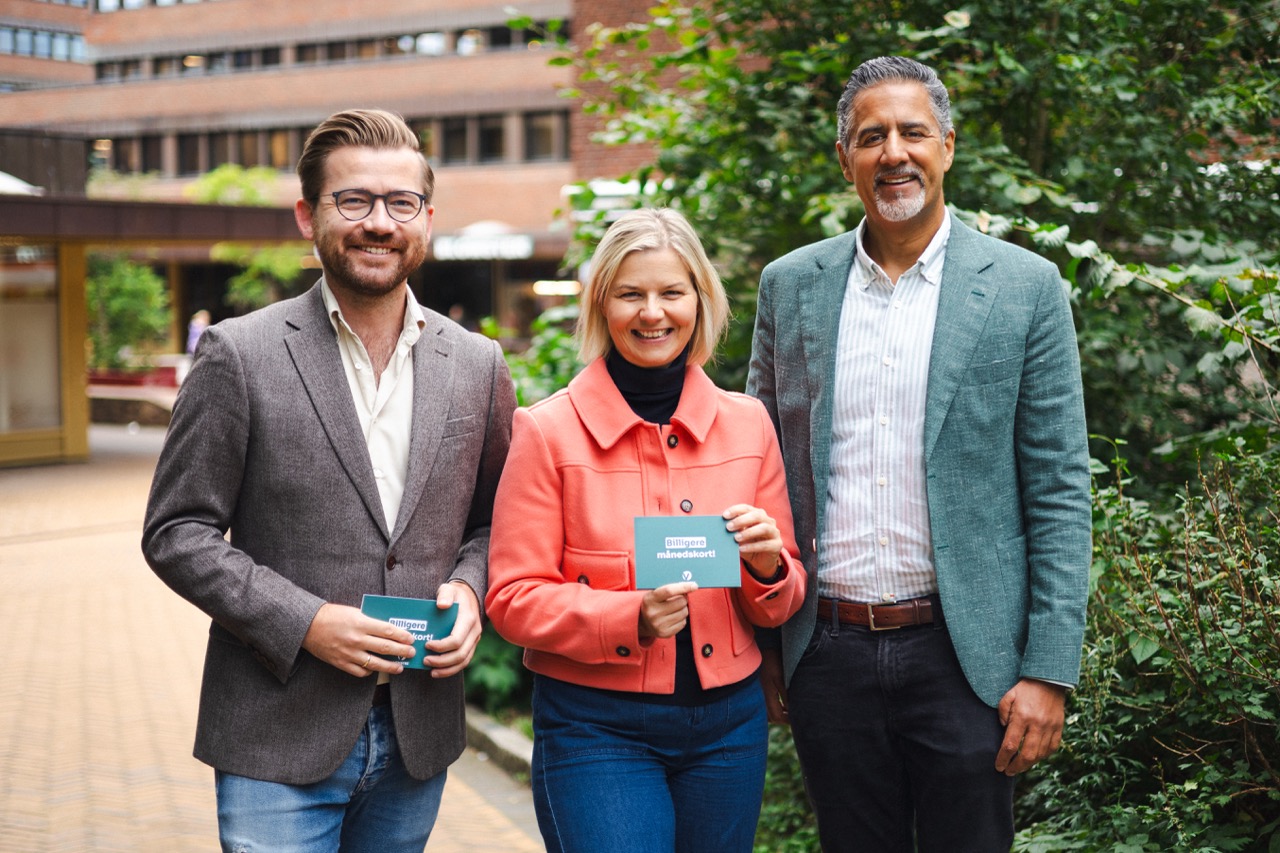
left=486, top=358, right=806, bottom=693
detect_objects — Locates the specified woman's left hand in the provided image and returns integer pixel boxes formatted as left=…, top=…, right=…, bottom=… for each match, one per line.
left=723, top=504, right=784, bottom=582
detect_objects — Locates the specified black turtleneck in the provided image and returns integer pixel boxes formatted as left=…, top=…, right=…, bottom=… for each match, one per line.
left=605, top=346, right=688, bottom=424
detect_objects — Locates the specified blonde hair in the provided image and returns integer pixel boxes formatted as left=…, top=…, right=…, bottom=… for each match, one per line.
left=577, top=208, right=729, bottom=366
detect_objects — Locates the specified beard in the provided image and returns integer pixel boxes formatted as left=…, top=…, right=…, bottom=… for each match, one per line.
left=312, top=219, right=427, bottom=299
left=873, top=169, right=927, bottom=222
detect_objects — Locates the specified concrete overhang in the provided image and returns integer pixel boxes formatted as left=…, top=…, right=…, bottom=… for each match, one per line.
left=0, top=194, right=299, bottom=244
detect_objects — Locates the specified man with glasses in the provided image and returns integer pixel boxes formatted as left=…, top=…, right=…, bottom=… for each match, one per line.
left=143, top=109, right=515, bottom=851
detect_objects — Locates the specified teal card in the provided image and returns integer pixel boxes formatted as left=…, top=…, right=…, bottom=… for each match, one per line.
left=633, top=515, right=741, bottom=589
left=359, top=595, right=459, bottom=669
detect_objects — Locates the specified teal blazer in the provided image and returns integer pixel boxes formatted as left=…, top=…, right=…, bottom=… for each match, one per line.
left=746, top=213, right=1091, bottom=707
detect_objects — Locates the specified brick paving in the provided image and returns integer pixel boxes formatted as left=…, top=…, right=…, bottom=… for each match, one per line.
left=0, top=424, right=542, bottom=852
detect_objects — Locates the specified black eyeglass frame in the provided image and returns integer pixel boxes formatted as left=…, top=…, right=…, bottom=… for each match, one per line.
left=327, top=188, right=428, bottom=223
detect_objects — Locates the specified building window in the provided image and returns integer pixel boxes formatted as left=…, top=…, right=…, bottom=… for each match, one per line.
left=478, top=115, right=505, bottom=163
left=121, top=59, right=143, bottom=79
left=14, top=29, right=34, bottom=56
left=154, top=55, right=179, bottom=76
left=296, top=43, right=320, bottom=63
left=441, top=118, right=469, bottom=165
left=208, top=133, right=231, bottom=168
left=268, top=129, right=290, bottom=169
left=0, top=29, right=13, bottom=55
left=326, top=41, right=348, bottom=61
left=355, top=40, right=377, bottom=60
left=415, top=32, right=446, bottom=55
left=207, top=52, right=228, bottom=73
left=238, top=132, right=260, bottom=167
left=233, top=50, right=253, bottom=69
left=524, top=111, right=566, bottom=161
left=177, top=134, right=201, bottom=175
left=51, top=32, right=70, bottom=61
left=261, top=46, right=281, bottom=66
left=140, top=135, right=162, bottom=173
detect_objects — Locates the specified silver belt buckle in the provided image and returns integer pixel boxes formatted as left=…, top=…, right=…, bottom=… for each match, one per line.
left=866, top=603, right=901, bottom=631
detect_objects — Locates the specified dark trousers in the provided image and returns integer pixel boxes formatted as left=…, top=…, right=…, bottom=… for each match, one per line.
left=787, top=610, right=1016, bottom=853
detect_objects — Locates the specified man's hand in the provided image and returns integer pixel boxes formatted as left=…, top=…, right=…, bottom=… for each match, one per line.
left=758, top=647, right=790, bottom=724
left=302, top=602, right=416, bottom=677
left=422, top=581, right=482, bottom=678
left=995, top=678, right=1067, bottom=775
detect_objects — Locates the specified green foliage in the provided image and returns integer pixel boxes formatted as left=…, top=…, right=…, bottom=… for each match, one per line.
left=1014, top=451, right=1280, bottom=851
left=497, top=303, right=584, bottom=405
left=209, top=242, right=308, bottom=312
left=464, top=630, right=533, bottom=716
left=564, top=0, right=1280, bottom=402
left=754, top=726, right=819, bottom=852
left=86, top=255, right=172, bottom=370
left=185, top=163, right=282, bottom=207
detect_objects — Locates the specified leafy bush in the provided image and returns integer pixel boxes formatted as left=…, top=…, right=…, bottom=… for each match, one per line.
left=1015, top=451, right=1280, bottom=851
left=86, top=255, right=172, bottom=370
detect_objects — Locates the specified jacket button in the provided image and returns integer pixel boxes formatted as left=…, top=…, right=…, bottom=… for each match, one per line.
left=680, top=499, right=693, bottom=513
left=616, top=646, right=631, bottom=657
left=701, top=644, right=714, bottom=657
left=667, top=434, right=679, bottom=448
left=765, top=591, right=779, bottom=600
left=386, top=554, right=397, bottom=570
left=577, top=575, right=590, bottom=584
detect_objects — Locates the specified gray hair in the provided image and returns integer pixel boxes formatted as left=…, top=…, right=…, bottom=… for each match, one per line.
left=836, top=56, right=953, bottom=147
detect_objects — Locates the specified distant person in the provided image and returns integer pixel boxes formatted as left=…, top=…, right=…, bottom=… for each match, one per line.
left=486, top=207, right=806, bottom=853
left=142, top=108, right=515, bottom=852
left=185, top=309, right=210, bottom=355
left=746, top=56, right=1092, bottom=851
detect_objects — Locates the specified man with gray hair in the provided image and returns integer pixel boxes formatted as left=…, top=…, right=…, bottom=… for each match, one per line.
left=748, top=56, right=1091, bottom=850
left=144, top=109, right=515, bottom=851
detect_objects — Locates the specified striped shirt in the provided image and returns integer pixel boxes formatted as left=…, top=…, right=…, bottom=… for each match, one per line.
left=818, top=215, right=951, bottom=604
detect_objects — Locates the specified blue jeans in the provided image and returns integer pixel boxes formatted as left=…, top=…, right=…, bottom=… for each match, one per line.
left=214, top=703, right=446, bottom=853
left=531, top=675, right=768, bottom=853
left=787, top=610, right=1016, bottom=853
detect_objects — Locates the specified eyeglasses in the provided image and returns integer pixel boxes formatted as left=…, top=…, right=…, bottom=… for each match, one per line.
left=329, top=189, right=427, bottom=223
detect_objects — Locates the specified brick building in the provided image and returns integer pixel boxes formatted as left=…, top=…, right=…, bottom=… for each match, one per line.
left=0, top=0, right=658, bottom=465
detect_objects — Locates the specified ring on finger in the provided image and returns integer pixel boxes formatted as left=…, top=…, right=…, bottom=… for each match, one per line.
left=361, top=653, right=373, bottom=669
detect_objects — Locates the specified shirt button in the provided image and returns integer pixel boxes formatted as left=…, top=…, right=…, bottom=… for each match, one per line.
left=373, top=467, right=385, bottom=479
left=680, top=499, right=693, bottom=513
left=877, top=477, right=887, bottom=486
left=577, top=575, right=590, bottom=585
left=616, top=646, right=631, bottom=657
left=882, top=356, right=892, bottom=366
left=878, top=536, right=889, bottom=546
left=667, top=434, right=679, bottom=448
left=701, top=644, right=714, bottom=657
left=879, top=416, right=889, bottom=425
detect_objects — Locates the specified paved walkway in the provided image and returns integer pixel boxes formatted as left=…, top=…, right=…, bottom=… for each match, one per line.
left=0, top=424, right=542, bottom=852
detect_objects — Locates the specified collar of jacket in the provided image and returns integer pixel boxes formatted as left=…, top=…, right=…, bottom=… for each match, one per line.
left=567, top=357, right=719, bottom=451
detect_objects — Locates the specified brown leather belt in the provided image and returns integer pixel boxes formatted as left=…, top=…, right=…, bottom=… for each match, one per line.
left=818, top=596, right=938, bottom=631
left=372, top=682, right=391, bottom=706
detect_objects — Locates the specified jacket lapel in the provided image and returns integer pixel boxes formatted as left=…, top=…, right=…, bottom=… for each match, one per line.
left=800, top=232, right=857, bottom=516
left=284, top=284, right=390, bottom=538
left=924, top=216, right=1000, bottom=461
left=392, top=312, right=455, bottom=542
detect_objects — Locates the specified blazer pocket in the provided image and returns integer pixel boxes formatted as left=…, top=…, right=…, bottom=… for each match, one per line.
left=562, top=546, right=633, bottom=591
left=964, top=355, right=1021, bottom=386
left=441, top=414, right=477, bottom=438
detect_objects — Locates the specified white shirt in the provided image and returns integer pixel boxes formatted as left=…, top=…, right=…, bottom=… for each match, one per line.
left=818, top=215, right=951, bottom=604
left=321, top=279, right=424, bottom=532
